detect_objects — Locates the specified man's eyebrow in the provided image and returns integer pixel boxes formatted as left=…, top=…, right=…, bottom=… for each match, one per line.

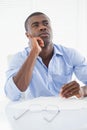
left=42, top=20, right=48, bottom=23
left=31, top=20, right=49, bottom=26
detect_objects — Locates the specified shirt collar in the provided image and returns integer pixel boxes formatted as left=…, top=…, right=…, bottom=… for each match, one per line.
left=25, top=44, right=63, bottom=56
left=53, top=44, right=63, bottom=56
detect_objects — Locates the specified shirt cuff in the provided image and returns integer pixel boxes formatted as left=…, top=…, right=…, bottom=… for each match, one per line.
left=5, top=77, right=22, bottom=101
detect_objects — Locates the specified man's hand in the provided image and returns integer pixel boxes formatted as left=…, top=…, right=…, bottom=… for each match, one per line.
left=59, top=81, right=82, bottom=98
left=28, top=35, right=44, bottom=55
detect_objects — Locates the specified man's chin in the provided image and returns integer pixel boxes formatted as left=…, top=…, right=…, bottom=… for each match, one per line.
left=42, top=41, right=50, bottom=48
left=41, top=38, right=50, bottom=45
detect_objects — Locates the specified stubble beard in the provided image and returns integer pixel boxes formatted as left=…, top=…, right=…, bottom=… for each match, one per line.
left=41, top=37, right=52, bottom=49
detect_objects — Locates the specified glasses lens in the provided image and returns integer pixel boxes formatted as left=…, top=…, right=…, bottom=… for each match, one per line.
left=43, top=105, right=60, bottom=122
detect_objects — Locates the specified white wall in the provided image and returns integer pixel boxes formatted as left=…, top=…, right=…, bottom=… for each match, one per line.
left=0, top=0, right=87, bottom=96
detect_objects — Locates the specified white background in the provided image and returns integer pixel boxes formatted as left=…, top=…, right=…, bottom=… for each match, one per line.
left=0, top=0, right=87, bottom=97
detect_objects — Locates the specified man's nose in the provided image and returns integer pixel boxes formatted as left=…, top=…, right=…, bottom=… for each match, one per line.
left=39, top=25, right=46, bottom=31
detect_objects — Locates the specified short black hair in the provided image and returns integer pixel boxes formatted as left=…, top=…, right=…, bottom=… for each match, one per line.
left=24, top=12, right=48, bottom=32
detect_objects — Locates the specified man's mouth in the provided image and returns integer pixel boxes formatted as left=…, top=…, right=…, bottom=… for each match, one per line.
left=39, top=33, right=49, bottom=37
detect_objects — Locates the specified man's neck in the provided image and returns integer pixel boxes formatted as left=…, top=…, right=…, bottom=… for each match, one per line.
left=39, top=44, right=54, bottom=67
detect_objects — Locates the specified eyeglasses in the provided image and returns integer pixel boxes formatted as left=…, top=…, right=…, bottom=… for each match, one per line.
left=13, top=104, right=60, bottom=122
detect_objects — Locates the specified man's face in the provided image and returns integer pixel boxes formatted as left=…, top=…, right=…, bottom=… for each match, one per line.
left=26, top=14, right=53, bottom=44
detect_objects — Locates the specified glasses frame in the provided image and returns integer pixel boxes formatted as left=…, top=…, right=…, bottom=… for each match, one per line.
left=13, top=104, right=60, bottom=122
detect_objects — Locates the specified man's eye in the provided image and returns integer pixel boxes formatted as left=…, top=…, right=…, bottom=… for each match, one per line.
left=44, top=22, right=48, bottom=26
left=32, top=24, right=38, bottom=27
left=35, top=24, right=38, bottom=27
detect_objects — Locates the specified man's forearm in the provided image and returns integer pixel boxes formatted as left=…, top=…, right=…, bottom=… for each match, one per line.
left=13, top=49, right=39, bottom=92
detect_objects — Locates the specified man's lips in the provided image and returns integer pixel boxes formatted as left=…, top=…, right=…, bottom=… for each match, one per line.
left=39, top=32, right=49, bottom=37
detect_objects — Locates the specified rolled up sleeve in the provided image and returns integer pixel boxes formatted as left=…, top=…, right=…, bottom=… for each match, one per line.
left=4, top=77, right=22, bottom=101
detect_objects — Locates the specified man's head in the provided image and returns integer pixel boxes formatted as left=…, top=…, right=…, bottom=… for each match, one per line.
left=25, top=12, right=53, bottom=46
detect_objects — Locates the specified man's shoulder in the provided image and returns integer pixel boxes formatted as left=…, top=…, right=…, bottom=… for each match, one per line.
left=14, top=47, right=29, bottom=57
left=54, top=43, right=76, bottom=54
left=54, top=43, right=81, bottom=63
left=9, top=47, right=29, bottom=63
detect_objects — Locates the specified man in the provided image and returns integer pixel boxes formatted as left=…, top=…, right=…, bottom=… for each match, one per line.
left=4, top=12, right=87, bottom=101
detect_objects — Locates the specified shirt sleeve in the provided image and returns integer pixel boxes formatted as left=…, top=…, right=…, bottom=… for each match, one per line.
left=62, top=46, right=87, bottom=85
left=4, top=50, right=28, bottom=101
left=4, top=77, right=22, bottom=101
left=74, top=56, right=87, bottom=85
left=68, top=48, right=87, bottom=85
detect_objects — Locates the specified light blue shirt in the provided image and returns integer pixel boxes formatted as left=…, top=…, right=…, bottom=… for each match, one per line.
left=4, top=44, right=87, bottom=101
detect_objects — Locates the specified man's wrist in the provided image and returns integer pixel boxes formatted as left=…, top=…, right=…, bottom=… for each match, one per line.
left=79, top=86, right=87, bottom=98
left=31, top=48, right=40, bottom=57
left=79, top=87, right=84, bottom=98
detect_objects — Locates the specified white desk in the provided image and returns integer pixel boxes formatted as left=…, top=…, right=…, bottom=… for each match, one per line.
left=0, top=99, right=12, bottom=130
left=1, top=97, right=87, bottom=130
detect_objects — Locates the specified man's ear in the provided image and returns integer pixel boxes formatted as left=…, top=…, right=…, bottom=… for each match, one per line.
left=25, top=33, right=33, bottom=39
left=25, top=32, right=32, bottom=38
left=25, top=32, right=29, bottom=38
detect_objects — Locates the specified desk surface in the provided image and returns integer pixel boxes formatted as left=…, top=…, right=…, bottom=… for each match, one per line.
left=0, top=99, right=12, bottom=130
left=1, top=97, right=87, bottom=130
